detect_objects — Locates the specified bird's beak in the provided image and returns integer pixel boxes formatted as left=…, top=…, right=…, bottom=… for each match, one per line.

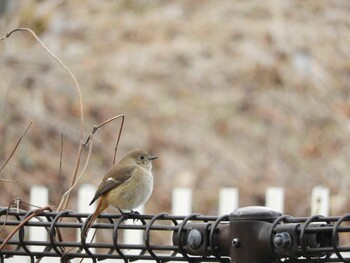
left=149, top=155, right=158, bottom=160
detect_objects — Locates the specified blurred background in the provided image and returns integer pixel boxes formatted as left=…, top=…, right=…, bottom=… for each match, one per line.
left=1, top=0, right=350, bottom=217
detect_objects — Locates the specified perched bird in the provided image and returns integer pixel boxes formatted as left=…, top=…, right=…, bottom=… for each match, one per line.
left=82, top=148, right=157, bottom=237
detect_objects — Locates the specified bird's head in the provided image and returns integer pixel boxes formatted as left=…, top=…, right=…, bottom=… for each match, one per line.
left=122, top=148, right=158, bottom=169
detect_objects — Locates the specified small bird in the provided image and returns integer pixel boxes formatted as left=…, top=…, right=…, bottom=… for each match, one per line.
left=82, top=148, right=157, bottom=237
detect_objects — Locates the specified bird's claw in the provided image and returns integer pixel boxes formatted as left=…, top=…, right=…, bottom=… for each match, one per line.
left=120, top=210, right=140, bottom=223
left=130, top=210, right=140, bottom=223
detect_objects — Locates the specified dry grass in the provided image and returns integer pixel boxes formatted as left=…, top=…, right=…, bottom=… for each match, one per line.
left=1, top=0, right=350, bottom=217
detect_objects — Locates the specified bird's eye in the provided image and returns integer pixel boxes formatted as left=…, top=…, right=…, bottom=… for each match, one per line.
left=139, top=155, right=145, bottom=160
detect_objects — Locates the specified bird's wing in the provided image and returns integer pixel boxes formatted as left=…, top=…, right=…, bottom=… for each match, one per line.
left=89, top=166, right=136, bottom=205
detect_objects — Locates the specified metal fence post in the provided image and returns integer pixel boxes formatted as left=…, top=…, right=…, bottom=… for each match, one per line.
left=230, top=206, right=282, bottom=263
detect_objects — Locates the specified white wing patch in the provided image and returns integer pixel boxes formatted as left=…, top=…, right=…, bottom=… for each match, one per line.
left=106, top=176, right=132, bottom=184
left=107, top=177, right=120, bottom=184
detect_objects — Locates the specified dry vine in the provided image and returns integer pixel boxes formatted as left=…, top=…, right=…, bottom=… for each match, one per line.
left=0, top=28, right=88, bottom=213
left=0, top=121, right=32, bottom=174
left=0, top=28, right=127, bottom=261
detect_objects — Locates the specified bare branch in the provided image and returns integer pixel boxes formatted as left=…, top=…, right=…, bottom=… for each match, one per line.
left=82, top=114, right=125, bottom=148
left=113, top=114, right=125, bottom=165
left=0, top=121, right=32, bottom=173
left=57, top=135, right=94, bottom=211
left=58, top=134, right=64, bottom=206
left=0, top=179, right=18, bottom=183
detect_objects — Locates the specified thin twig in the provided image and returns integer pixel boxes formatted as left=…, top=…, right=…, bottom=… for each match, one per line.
left=82, top=114, right=124, bottom=167
left=20, top=200, right=45, bottom=209
left=82, top=114, right=125, bottom=148
left=113, top=115, right=125, bottom=165
left=0, top=198, right=22, bottom=234
left=0, top=121, right=32, bottom=173
left=58, top=134, right=64, bottom=206
left=0, top=178, right=18, bottom=183
left=57, top=136, right=94, bottom=211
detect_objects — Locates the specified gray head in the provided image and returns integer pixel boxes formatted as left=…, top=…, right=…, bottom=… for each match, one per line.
left=120, top=148, right=158, bottom=169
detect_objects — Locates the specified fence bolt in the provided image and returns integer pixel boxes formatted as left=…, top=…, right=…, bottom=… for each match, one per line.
left=187, top=229, right=203, bottom=250
left=232, top=237, right=240, bottom=248
left=273, top=232, right=292, bottom=249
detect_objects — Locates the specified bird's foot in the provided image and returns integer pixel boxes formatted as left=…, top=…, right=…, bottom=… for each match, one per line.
left=119, top=210, right=140, bottom=223
left=130, top=210, right=140, bottom=223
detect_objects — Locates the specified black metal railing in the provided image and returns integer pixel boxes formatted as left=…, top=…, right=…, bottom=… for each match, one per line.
left=1, top=206, right=350, bottom=262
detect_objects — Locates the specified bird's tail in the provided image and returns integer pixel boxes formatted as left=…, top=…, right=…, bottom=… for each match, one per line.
left=82, top=197, right=108, bottom=238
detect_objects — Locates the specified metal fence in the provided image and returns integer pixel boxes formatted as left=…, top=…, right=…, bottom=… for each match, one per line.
left=1, top=206, right=350, bottom=262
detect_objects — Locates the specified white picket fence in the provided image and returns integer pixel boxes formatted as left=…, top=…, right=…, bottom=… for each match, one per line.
left=4, top=185, right=331, bottom=263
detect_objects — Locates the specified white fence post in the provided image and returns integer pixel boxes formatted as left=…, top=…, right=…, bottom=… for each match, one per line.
left=172, top=187, right=192, bottom=215
left=28, top=185, right=56, bottom=263
left=311, top=186, right=329, bottom=216
left=29, top=185, right=48, bottom=248
left=75, top=184, right=96, bottom=259
left=219, top=187, right=239, bottom=215
left=265, top=187, right=284, bottom=212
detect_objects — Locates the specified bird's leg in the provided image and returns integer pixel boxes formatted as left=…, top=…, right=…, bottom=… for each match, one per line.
left=117, top=207, right=131, bottom=221
left=117, top=207, right=124, bottom=214
left=129, top=210, right=140, bottom=223
left=117, top=208, right=140, bottom=223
